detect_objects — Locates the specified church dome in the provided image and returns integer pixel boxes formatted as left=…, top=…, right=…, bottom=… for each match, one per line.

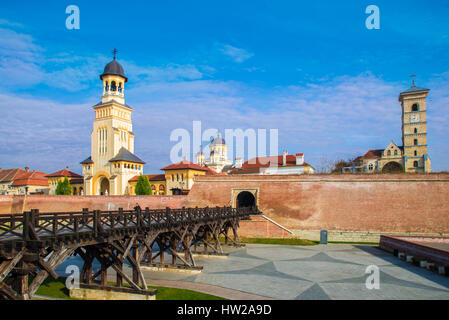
left=210, top=136, right=225, bottom=146
left=100, top=58, right=128, bottom=82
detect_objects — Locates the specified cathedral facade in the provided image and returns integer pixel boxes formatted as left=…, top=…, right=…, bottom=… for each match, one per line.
left=354, top=79, right=431, bottom=173
left=80, top=52, right=145, bottom=195
left=195, top=134, right=233, bottom=173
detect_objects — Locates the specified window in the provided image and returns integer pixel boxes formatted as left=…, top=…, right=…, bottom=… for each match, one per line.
left=368, top=163, right=374, bottom=171
left=387, top=150, right=391, bottom=156
left=414, top=128, right=418, bottom=134
left=414, top=150, right=418, bottom=156
left=414, top=139, right=418, bottom=146
left=411, top=103, right=419, bottom=112
left=111, top=81, right=117, bottom=92
left=413, top=161, right=419, bottom=168
left=171, top=175, right=174, bottom=182
left=181, top=174, right=184, bottom=181
left=394, top=150, right=398, bottom=156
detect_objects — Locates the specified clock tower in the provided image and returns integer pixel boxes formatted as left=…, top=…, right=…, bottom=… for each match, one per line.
left=399, top=75, right=431, bottom=173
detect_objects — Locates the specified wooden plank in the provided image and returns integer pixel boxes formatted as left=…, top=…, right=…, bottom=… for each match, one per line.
left=0, top=250, right=24, bottom=283
left=0, top=282, right=20, bottom=300
left=28, top=247, right=74, bottom=298
left=122, top=234, right=137, bottom=263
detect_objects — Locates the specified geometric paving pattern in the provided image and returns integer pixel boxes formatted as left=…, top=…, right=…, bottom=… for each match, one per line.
left=139, top=244, right=449, bottom=300
left=57, top=244, right=449, bottom=300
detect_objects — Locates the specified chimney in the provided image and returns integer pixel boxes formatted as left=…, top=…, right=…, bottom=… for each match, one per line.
left=282, top=150, right=288, bottom=166
left=235, top=158, right=243, bottom=169
left=296, top=153, right=304, bottom=165
left=25, top=167, right=29, bottom=172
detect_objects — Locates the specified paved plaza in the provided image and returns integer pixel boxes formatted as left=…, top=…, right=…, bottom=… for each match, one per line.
left=56, top=243, right=449, bottom=300
left=137, top=244, right=449, bottom=300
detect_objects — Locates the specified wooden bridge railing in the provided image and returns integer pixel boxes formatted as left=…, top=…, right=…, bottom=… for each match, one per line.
left=0, top=206, right=260, bottom=245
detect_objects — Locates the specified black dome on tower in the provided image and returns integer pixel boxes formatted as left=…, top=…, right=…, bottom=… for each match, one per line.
left=100, top=49, right=128, bottom=82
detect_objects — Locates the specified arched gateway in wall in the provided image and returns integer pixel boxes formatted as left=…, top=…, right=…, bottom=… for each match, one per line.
left=237, top=191, right=256, bottom=208
left=99, top=177, right=110, bottom=195
left=231, top=189, right=258, bottom=208
left=382, top=161, right=403, bottom=173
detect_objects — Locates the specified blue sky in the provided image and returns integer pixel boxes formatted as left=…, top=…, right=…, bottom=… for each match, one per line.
left=0, top=0, right=449, bottom=174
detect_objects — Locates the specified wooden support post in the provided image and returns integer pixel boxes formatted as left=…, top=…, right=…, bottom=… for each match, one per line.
left=85, top=253, right=93, bottom=285
left=12, top=260, right=28, bottom=299
left=184, top=236, right=190, bottom=263
left=132, top=246, right=139, bottom=284
left=100, top=263, right=107, bottom=287
left=159, top=240, right=165, bottom=265
left=171, top=238, right=177, bottom=265
left=116, top=261, right=123, bottom=287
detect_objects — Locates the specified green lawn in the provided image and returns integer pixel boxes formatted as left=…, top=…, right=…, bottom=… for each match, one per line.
left=237, top=237, right=318, bottom=246
left=35, top=277, right=226, bottom=300
left=221, top=237, right=379, bottom=246
left=328, top=241, right=379, bottom=245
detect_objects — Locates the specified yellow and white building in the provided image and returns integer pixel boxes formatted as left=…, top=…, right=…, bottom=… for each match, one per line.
left=80, top=52, right=145, bottom=195
left=354, top=80, right=431, bottom=173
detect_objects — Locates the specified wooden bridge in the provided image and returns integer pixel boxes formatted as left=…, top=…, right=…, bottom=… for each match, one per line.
left=0, top=205, right=259, bottom=300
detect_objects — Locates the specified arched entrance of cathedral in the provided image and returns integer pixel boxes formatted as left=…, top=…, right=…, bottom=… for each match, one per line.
left=382, top=161, right=403, bottom=173
left=99, top=177, right=110, bottom=195
left=236, top=191, right=256, bottom=208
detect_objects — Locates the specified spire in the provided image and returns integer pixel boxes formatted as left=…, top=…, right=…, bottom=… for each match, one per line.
left=409, top=73, right=416, bottom=87
left=112, top=48, right=118, bottom=60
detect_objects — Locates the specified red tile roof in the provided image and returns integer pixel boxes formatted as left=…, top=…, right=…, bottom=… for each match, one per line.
left=0, top=168, right=25, bottom=183
left=360, top=149, right=383, bottom=160
left=203, top=167, right=224, bottom=175
left=241, top=154, right=311, bottom=169
left=161, top=160, right=208, bottom=172
left=129, top=174, right=166, bottom=182
left=45, top=168, right=82, bottom=178
left=229, top=167, right=262, bottom=175
left=11, top=170, right=49, bottom=187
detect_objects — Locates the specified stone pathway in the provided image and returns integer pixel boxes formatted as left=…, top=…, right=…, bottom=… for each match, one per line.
left=137, top=244, right=449, bottom=300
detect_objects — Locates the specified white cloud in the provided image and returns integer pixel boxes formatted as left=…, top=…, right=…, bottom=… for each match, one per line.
left=1, top=72, right=448, bottom=173
left=217, top=43, right=254, bottom=63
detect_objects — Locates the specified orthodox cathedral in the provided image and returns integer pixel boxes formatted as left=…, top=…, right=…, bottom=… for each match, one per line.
left=80, top=51, right=145, bottom=195
left=195, top=134, right=233, bottom=173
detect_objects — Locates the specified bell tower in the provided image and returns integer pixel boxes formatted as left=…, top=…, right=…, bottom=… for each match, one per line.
left=399, top=75, right=431, bottom=173
left=81, top=49, right=145, bottom=195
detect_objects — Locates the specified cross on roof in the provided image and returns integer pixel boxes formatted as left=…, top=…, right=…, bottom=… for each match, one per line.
left=112, top=48, right=118, bottom=60
left=409, top=73, right=416, bottom=86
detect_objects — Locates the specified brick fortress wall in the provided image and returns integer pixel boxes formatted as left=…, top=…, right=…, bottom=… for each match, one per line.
left=185, top=174, right=449, bottom=241
left=1, top=174, right=449, bottom=242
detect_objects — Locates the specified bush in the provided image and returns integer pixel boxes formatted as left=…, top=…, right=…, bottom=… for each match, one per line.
left=55, top=177, right=72, bottom=195
left=135, top=175, right=152, bottom=195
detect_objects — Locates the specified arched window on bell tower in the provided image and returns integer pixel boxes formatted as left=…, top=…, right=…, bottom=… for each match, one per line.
left=111, top=81, right=117, bottom=92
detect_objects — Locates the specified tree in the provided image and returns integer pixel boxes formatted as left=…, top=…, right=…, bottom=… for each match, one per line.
left=55, top=177, right=72, bottom=195
left=135, top=175, right=152, bottom=195
left=331, top=158, right=358, bottom=173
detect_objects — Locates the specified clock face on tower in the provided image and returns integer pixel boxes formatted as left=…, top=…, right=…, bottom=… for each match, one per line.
left=410, top=113, right=420, bottom=123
